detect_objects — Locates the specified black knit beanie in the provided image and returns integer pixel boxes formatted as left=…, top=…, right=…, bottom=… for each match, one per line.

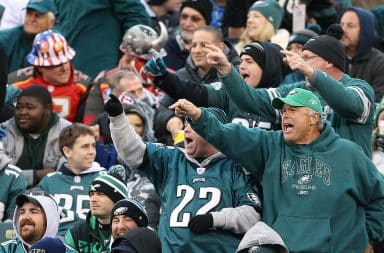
left=111, top=199, right=149, bottom=227
left=180, top=0, right=213, bottom=24
left=302, top=24, right=345, bottom=71
left=240, top=42, right=265, bottom=70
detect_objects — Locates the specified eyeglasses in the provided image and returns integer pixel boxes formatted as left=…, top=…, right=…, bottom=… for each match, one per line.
left=180, top=13, right=203, bottom=23
left=302, top=55, right=319, bottom=62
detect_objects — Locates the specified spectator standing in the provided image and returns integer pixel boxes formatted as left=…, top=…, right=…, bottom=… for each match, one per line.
left=155, top=25, right=240, bottom=145
left=0, top=85, right=71, bottom=187
left=38, top=123, right=105, bottom=236
left=201, top=25, right=375, bottom=157
left=105, top=96, right=262, bottom=253
left=339, top=6, right=384, bottom=102
left=169, top=89, right=384, bottom=252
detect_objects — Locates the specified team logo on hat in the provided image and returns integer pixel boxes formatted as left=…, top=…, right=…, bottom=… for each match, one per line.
left=288, top=89, right=299, bottom=96
left=114, top=207, right=129, bottom=216
left=309, top=99, right=318, bottom=106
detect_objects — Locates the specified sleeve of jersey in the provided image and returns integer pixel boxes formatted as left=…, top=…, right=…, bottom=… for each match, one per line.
left=5, top=165, right=27, bottom=220
left=155, top=73, right=209, bottom=107
left=218, top=67, right=282, bottom=123
left=211, top=166, right=262, bottom=234
left=310, top=69, right=374, bottom=124
left=110, top=113, right=146, bottom=168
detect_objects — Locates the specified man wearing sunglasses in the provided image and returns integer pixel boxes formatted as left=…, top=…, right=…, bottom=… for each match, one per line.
left=0, top=190, right=76, bottom=252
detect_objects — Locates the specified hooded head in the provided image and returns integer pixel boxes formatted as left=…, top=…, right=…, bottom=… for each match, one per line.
left=119, top=92, right=156, bottom=142
left=339, top=7, right=377, bottom=57
left=236, top=222, right=288, bottom=253
left=111, top=227, right=161, bottom=253
left=240, top=41, right=289, bottom=88
left=13, top=190, right=59, bottom=247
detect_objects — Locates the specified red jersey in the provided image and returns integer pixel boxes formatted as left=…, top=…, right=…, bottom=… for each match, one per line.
left=12, top=73, right=87, bottom=122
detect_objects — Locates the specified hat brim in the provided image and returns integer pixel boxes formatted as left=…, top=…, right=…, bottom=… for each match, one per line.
left=272, top=97, right=306, bottom=110
left=26, top=5, right=49, bottom=14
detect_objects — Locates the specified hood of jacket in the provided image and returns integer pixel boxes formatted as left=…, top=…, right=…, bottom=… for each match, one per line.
left=111, top=227, right=161, bottom=253
left=285, top=122, right=339, bottom=154
left=340, top=7, right=376, bottom=60
left=258, top=41, right=290, bottom=89
left=236, top=222, right=289, bottom=253
left=13, top=194, right=59, bottom=248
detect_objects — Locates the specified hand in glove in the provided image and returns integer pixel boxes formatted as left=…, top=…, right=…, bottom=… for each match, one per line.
left=144, top=49, right=168, bottom=77
left=376, top=134, right=384, bottom=151
left=188, top=214, right=213, bottom=233
left=104, top=94, right=123, bottom=117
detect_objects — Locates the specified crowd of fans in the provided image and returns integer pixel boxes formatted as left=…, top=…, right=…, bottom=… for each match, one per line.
left=0, top=0, right=384, bottom=252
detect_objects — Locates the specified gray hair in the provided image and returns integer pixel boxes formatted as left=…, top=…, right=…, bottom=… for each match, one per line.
left=110, top=70, right=141, bottom=93
left=305, top=107, right=324, bottom=131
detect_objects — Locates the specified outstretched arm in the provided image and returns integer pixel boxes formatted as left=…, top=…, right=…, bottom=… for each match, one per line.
left=105, top=95, right=146, bottom=168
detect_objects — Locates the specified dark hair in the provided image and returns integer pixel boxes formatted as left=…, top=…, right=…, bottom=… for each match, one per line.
left=59, top=123, right=95, bottom=157
left=18, top=85, right=52, bottom=109
left=195, top=25, right=224, bottom=43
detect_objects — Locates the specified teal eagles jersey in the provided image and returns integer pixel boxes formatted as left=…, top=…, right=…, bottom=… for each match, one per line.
left=38, top=170, right=103, bottom=236
left=0, top=164, right=27, bottom=221
left=141, top=143, right=260, bottom=253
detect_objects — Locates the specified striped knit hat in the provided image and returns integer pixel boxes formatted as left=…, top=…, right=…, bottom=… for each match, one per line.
left=89, top=173, right=128, bottom=203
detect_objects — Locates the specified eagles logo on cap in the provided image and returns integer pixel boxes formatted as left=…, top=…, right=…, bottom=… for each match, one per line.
left=113, top=207, right=129, bottom=216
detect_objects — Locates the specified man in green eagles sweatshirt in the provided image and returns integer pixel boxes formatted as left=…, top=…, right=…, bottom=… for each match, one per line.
left=169, top=89, right=384, bottom=253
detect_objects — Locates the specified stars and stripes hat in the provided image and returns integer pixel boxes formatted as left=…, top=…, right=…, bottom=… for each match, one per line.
left=26, top=30, right=75, bottom=67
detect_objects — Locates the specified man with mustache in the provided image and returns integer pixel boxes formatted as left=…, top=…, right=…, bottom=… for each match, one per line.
left=0, top=190, right=76, bottom=252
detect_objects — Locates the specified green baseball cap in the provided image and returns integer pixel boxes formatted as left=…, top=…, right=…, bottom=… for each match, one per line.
left=26, top=0, right=56, bottom=14
left=272, top=88, right=322, bottom=114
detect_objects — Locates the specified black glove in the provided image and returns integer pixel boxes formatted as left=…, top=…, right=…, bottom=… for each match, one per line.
left=376, top=134, right=384, bottom=151
left=188, top=214, right=213, bottom=233
left=104, top=94, right=123, bottom=117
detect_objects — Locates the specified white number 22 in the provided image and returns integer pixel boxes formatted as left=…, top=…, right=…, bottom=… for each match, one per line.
left=169, top=185, right=221, bottom=227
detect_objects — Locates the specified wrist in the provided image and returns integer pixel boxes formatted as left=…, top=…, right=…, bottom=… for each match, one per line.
left=218, top=64, right=232, bottom=76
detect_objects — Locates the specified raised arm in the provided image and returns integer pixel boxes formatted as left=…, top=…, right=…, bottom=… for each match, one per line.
left=105, top=95, right=146, bottom=168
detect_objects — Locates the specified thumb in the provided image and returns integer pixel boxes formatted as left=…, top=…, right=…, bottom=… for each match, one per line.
left=109, top=94, right=120, bottom=102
